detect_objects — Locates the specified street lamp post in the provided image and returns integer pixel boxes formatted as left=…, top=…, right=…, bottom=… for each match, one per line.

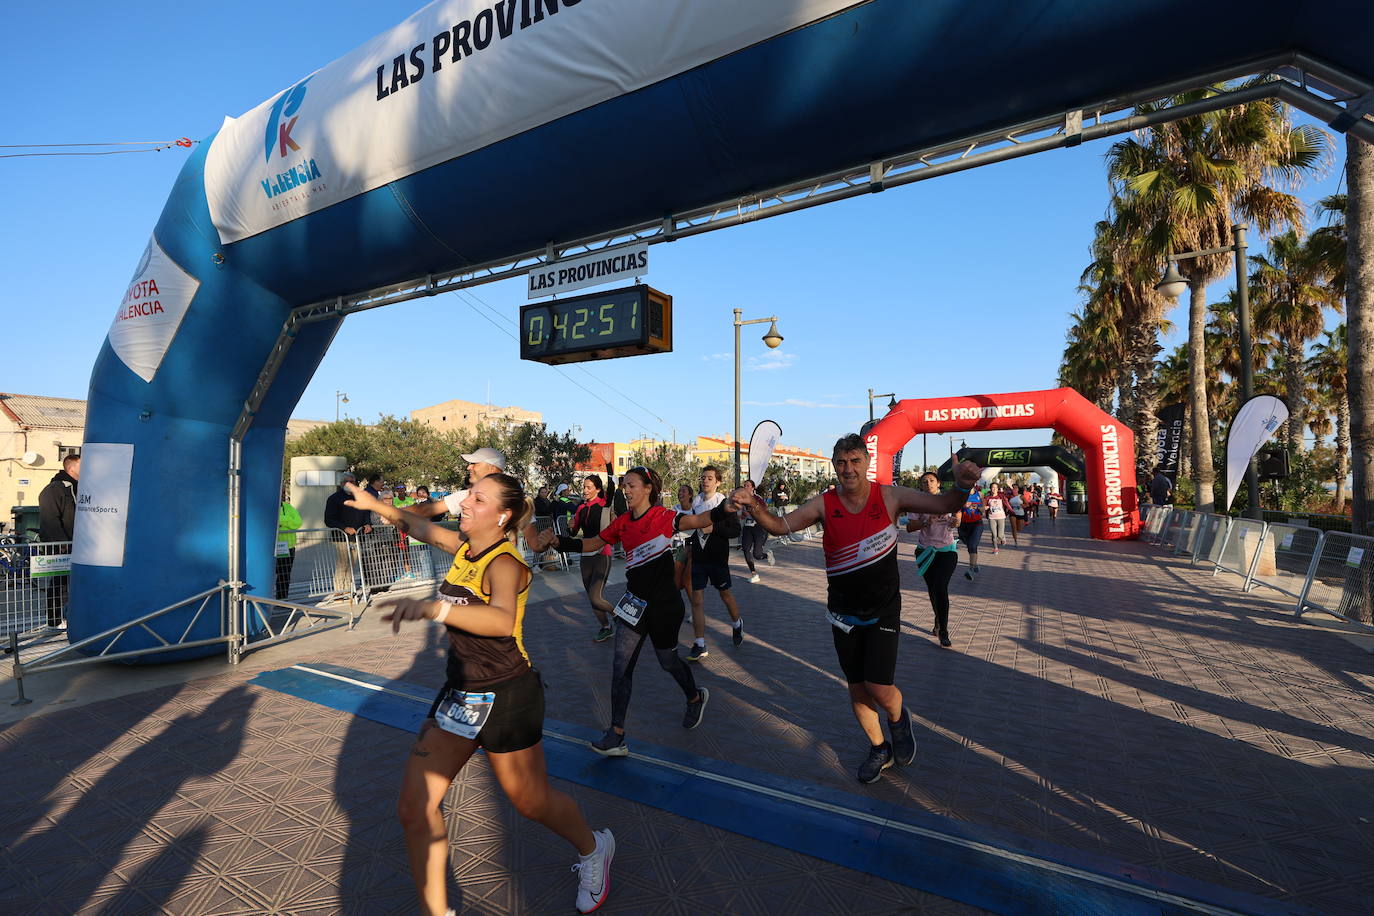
left=734, top=309, right=784, bottom=487
left=866, top=389, right=897, bottom=422
left=335, top=390, right=349, bottom=422
left=1155, top=223, right=1259, bottom=516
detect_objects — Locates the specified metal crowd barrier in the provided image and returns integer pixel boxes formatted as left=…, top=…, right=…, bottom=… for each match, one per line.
left=1211, top=516, right=1268, bottom=584
left=1248, top=521, right=1324, bottom=602
left=1160, top=509, right=1191, bottom=552
left=1190, top=513, right=1230, bottom=567
left=1144, top=508, right=1373, bottom=633
left=1297, top=530, right=1374, bottom=629
left=1143, top=505, right=1173, bottom=544
left=1, top=538, right=73, bottom=642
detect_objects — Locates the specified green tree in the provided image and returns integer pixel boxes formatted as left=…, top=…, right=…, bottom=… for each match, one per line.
left=1106, top=88, right=1328, bottom=513
left=282, top=419, right=379, bottom=484
left=450, top=422, right=591, bottom=488
left=627, top=442, right=702, bottom=502
left=1309, top=324, right=1350, bottom=511
left=1249, top=229, right=1342, bottom=454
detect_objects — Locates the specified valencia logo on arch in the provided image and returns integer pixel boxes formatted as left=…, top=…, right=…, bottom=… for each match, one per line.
left=259, top=77, right=327, bottom=203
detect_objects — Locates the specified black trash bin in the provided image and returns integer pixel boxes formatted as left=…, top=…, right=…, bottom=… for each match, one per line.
left=1067, top=480, right=1087, bottom=514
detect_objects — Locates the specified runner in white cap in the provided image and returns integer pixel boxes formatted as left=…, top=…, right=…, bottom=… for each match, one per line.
left=405, top=446, right=506, bottom=521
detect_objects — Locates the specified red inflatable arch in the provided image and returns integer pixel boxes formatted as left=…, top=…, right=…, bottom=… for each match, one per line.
left=866, top=388, right=1141, bottom=540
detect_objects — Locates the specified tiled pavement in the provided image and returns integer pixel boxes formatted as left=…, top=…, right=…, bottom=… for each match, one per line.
left=2, top=515, right=1372, bottom=914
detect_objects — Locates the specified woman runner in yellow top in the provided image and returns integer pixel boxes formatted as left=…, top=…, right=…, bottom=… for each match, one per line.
left=346, top=474, right=614, bottom=916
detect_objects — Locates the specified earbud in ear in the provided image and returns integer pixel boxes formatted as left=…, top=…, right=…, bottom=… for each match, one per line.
left=499, top=514, right=508, bottom=525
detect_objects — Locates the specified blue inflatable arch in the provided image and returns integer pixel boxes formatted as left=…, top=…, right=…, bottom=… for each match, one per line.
left=72, top=0, right=1374, bottom=659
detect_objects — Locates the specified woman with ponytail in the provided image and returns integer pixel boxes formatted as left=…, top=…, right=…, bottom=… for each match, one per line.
left=346, top=474, right=614, bottom=915
left=535, top=465, right=734, bottom=757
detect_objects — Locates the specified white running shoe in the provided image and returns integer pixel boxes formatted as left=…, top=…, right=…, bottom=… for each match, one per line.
left=749, top=574, right=761, bottom=584
left=574, top=828, right=615, bottom=913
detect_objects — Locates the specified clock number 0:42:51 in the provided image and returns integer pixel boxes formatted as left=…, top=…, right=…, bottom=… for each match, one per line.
left=526, top=300, right=638, bottom=346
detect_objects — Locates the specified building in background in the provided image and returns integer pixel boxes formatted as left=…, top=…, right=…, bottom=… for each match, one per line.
left=1, top=393, right=86, bottom=525
left=411, top=398, right=542, bottom=435
left=692, top=435, right=829, bottom=477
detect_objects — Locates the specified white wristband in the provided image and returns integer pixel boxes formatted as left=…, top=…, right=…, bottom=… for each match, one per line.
left=434, top=603, right=450, bottom=626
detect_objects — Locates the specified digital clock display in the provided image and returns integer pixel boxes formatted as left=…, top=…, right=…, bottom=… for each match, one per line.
left=519, top=284, right=672, bottom=365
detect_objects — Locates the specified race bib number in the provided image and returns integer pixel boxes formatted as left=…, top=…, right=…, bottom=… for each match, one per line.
left=434, top=689, right=496, bottom=739
left=275, top=540, right=290, bottom=558
left=613, top=591, right=648, bottom=626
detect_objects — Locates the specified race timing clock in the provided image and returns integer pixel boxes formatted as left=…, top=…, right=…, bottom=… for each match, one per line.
left=519, top=284, right=673, bottom=365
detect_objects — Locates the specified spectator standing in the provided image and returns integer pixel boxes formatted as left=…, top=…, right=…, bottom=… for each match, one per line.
left=393, top=484, right=416, bottom=580
left=324, top=472, right=372, bottom=595
left=276, top=487, right=303, bottom=600
left=37, top=454, right=80, bottom=629
left=1148, top=467, right=1173, bottom=519
left=534, top=486, right=554, bottom=518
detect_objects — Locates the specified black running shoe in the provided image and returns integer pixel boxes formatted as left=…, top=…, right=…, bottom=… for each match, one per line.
left=590, top=728, right=629, bottom=757
left=938, top=629, right=952, bottom=648
left=890, top=708, right=917, bottom=765
left=732, top=622, right=743, bottom=646
left=593, top=625, right=613, bottom=643
left=683, top=687, right=710, bottom=729
left=857, top=742, right=893, bottom=783
left=687, top=643, right=708, bottom=662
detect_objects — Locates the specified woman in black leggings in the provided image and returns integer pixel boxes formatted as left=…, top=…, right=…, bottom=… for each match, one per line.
left=906, top=473, right=961, bottom=648
left=540, top=467, right=732, bottom=756
left=738, top=479, right=772, bottom=583
left=569, top=474, right=616, bottom=642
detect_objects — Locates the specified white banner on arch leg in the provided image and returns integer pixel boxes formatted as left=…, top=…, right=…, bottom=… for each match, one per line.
left=72, top=443, right=135, bottom=568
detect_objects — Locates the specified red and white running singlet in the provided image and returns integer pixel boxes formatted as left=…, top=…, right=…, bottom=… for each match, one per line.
left=598, top=504, right=678, bottom=605
left=821, top=483, right=900, bottom=617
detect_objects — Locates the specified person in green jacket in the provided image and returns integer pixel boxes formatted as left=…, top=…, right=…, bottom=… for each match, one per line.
left=277, top=487, right=304, bottom=600
left=393, top=483, right=417, bottom=579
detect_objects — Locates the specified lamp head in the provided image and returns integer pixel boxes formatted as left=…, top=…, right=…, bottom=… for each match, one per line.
left=761, top=319, right=783, bottom=349
left=1154, top=261, right=1189, bottom=300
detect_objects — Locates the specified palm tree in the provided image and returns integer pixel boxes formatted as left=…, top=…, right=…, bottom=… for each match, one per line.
left=1106, top=88, right=1329, bottom=513
left=1060, top=306, right=1121, bottom=411
left=1250, top=230, right=1343, bottom=454
left=1311, top=325, right=1351, bottom=511
left=1080, top=217, right=1172, bottom=464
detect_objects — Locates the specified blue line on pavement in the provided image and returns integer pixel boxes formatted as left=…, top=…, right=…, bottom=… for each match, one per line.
left=250, top=664, right=1314, bottom=916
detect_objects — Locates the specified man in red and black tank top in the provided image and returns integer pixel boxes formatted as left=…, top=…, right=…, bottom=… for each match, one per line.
left=734, top=433, right=982, bottom=785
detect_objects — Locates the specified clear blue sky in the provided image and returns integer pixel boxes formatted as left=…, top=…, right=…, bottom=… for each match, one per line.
left=3, top=1, right=1346, bottom=462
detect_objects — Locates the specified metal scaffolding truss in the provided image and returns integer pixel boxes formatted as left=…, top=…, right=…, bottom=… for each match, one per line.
left=210, top=51, right=1373, bottom=653
left=232, top=51, right=1372, bottom=441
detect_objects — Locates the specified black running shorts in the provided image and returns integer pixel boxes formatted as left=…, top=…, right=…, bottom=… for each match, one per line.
left=831, top=612, right=901, bottom=686
left=427, top=667, right=545, bottom=753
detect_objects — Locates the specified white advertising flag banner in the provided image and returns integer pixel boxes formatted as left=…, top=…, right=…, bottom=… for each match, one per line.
left=528, top=243, right=647, bottom=299
left=108, top=237, right=200, bottom=383
left=72, top=443, right=135, bottom=568
left=1223, top=395, right=1289, bottom=512
left=748, top=420, right=783, bottom=486
left=204, top=0, right=858, bottom=243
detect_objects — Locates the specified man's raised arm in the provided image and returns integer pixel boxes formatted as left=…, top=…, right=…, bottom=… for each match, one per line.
left=730, top=488, right=822, bottom=537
